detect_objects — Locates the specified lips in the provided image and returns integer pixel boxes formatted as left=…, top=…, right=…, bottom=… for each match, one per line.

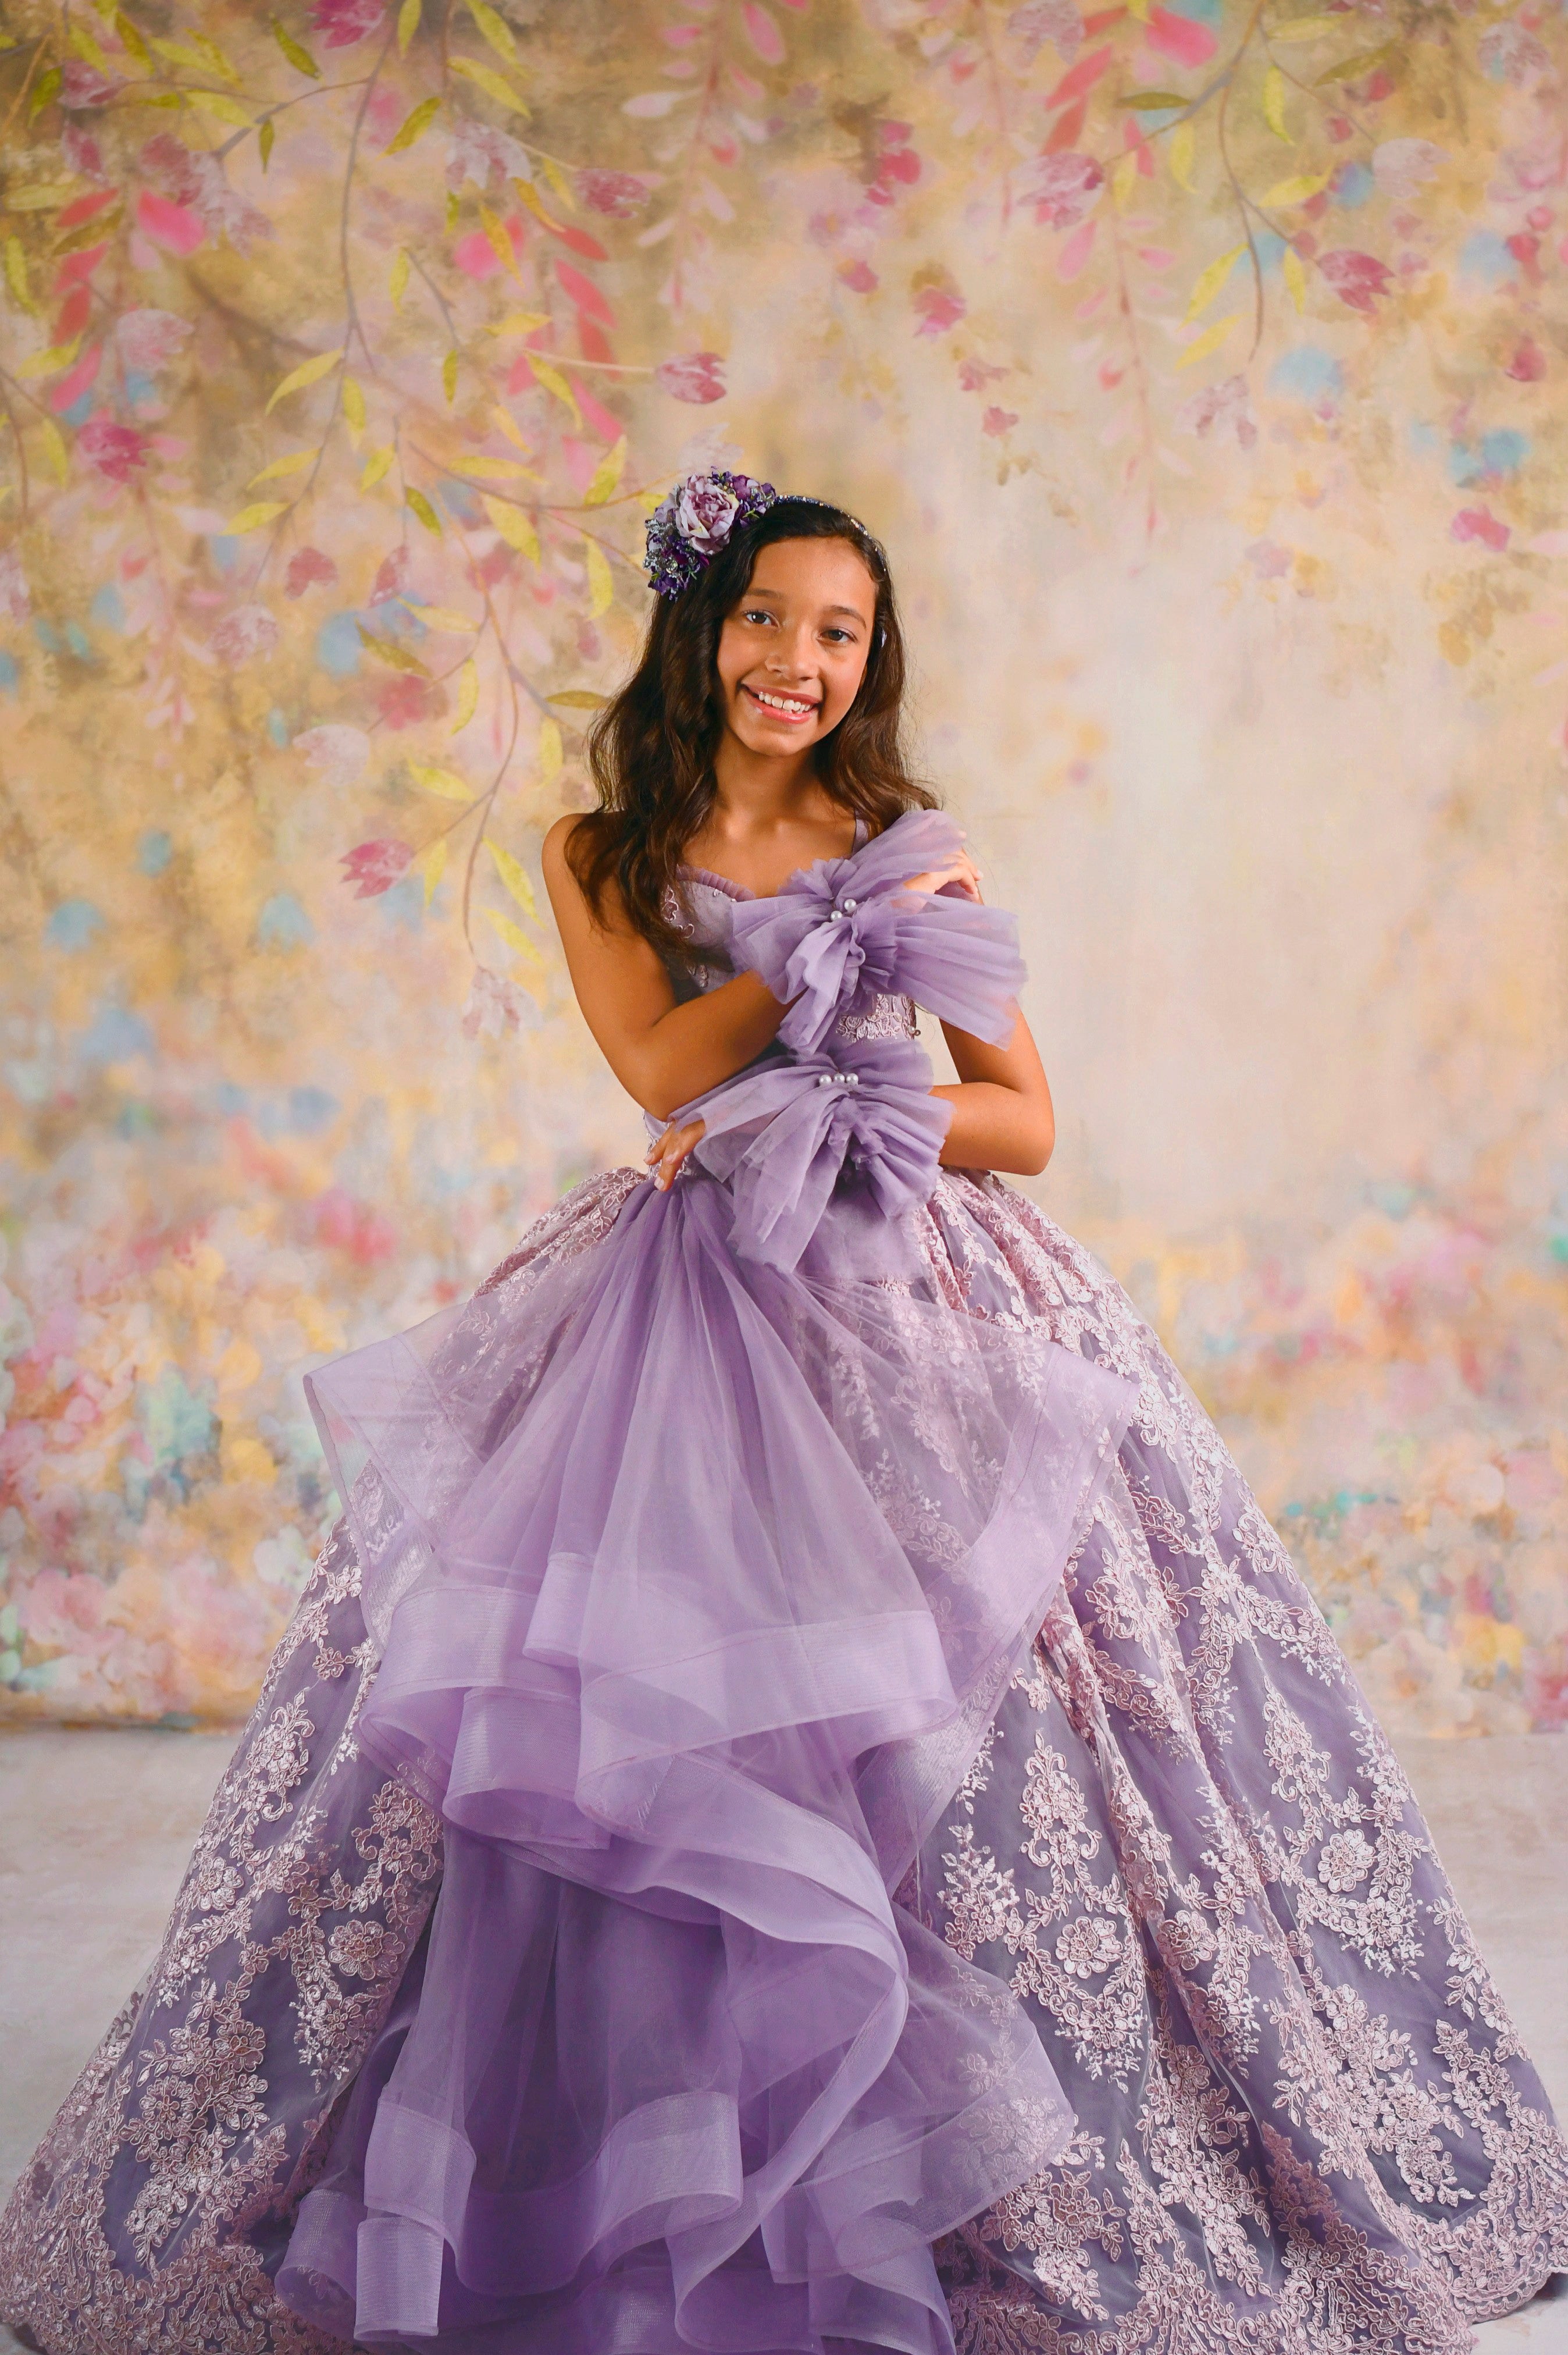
left=742, top=681, right=820, bottom=725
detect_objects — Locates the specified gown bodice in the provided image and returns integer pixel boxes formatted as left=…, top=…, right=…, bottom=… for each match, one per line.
left=662, top=863, right=921, bottom=1047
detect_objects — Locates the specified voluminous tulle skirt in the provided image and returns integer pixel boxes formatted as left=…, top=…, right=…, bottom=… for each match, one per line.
left=2, top=1164, right=1565, bottom=2355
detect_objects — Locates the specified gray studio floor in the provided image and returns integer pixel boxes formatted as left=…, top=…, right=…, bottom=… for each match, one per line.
left=1, top=1725, right=1564, bottom=2353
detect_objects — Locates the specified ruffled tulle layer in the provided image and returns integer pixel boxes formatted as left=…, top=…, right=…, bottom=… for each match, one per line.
left=280, top=1173, right=1135, bottom=2353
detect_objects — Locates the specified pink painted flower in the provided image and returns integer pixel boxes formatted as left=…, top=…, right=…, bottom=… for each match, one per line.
left=1477, top=22, right=1549, bottom=84
left=446, top=118, right=532, bottom=191
left=0, top=547, right=30, bottom=622
left=340, top=839, right=413, bottom=898
left=285, top=547, right=338, bottom=598
left=210, top=604, right=281, bottom=667
left=77, top=417, right=151, bottom=483
left=1017, top=149, right=1103, bottom=230
left=140, top=134, right=269, bottom=253
left=294, top=724, right=369, bottom=786
left=368, top=546, right=411, bottom=606
left=1008, top=0, right=1083, bottom=66
left=1505, top=338, right=1546, bottom=383
left=913, top=282, right=966, bottom=336
left=982, top=406, right=1020, bottom=437
left=1451, top=507, right=1510, bottom=551
left=60, top=124, right=105, bottom=179
left=958, top=358, right=1008, bottom=392
left=655, top=351, right=728, bottom=403
left=838, top=258, right=878, bottom=294
left=310, top=0, right=387, bottom=46
left=577, top=169, right=653, bottom=218
left=116, top=307, right=191, bottom=373
left=1317, top=249, right=1394, bottom=314
left=376, top=674, right=440, bottom=730
left=1177, top=374, right=1257, bottom=450
left=59, top=59, right=118, bottom=108
left=463, top=967, right=534, bottom=1038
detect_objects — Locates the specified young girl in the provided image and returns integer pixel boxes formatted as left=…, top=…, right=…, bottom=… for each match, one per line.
left=2, top=479, right=1563, bottom=2355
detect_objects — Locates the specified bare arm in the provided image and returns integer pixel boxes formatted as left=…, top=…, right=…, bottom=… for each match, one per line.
left=934, top=1012, right=1055, bottom=1177
left=542, top=815, right=790, bottom=1122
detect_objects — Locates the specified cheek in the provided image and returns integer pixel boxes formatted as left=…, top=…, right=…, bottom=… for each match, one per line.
left=822, top=656, right=870, bottom=723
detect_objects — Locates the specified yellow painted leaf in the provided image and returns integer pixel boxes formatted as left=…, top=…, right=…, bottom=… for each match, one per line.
left=443, top=347, right=460, bottom=404
left=389, top=248, right=411, bottom=306
left=55, top=202, right=124, bottom=255
left=451, top=656, right=480, bottom=733
left=145, top=35, right=208, bottom=70
left=342, top=373, right=367, bottom=444
left=188, top=29, right=240, bottom=81
left=446, top=190, right=461, bottom=229
left=1175, top=312, right=1239, bottom=369
left=1127, top=0, right=1150, bottom=19
left=361, top=444, right=395, bottom=489
left=1282, top=244, right=1308, bottom=311
left=1315, top=42, right=1397, bottom=82
left=488, top=908, right=543, bottom=964
left=1185, top=245, right=1243, bottom=320
left=526, top=352, right=580, bottom=424
left=583, top=437, right=627, bottom=506
left=5, top=186, right=74, bottom=211
left=405, top=603, right=481, bottom=634
left=1261, top=170, right=1329, bottom=205
left=639, top=485, right=667, bottom=514
left=465, top=454, right=541, bottom=483
left=513, top=179, right=563, bottom=232
left=482, top=493, right=540, bottom=563
left=583, top=539, right=614, bottom=618
left=4, top=237, right=33, bottom=312
left=17, top=336, right=83, bottom=380
left=492, top=404, right=535, bottom=453
left=547, top=689, right=609, bottom=710
left=1266, top=12, right=1339, bottom=37
left=537, top=717, right=563, bottom=781
left=38, top=416, right=68, bottom=483
left=186, top=90, right=256, bottom=127
left=69, top=21, right=109, bottom=70
left=397, top=0, right=422, bottom=55
left=1168, top=119, right=1196, bottom=190
left=1262, top=63, right=1290, bottom=137
left=466, top=0, right=519, bottom=63
left=28, top=68, right=63, bottom=122
left=1110, top=151, right=1139, bottom=208
left=407, top=485, right=443, bottom=533
left=486, top=837, right=537, bottom=916
left=479, top=200, right=521, bottom=278
left=271, top=19, right=320, bottom=75
left=358, top=624, right=430, bottom=674
left=416, top=834, right=447, bottom=905
left=259, top=115, right=276, bottom=168
left=265, top=347, right=342, bottom=413
left=248, top=447, right=318, bottom=486
left=227, top=499, right=291, bottom=533
left=490, top=308, right=551, bottom=337
left=384, top=94, right=441, bottom=154
left=449, top=56, right=529, bottom=115
left=411, top=760, right=474, bottom=801
left=540, top=155, right=575, bottom=210
left=115, top=13, right=151, bottom=67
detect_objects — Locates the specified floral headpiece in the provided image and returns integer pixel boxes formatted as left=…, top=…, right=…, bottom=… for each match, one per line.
left=643, top=469, right=780, bottom=599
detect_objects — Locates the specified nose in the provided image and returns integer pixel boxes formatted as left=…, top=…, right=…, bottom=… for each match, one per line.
left=765, top=623, right=817, bottom=679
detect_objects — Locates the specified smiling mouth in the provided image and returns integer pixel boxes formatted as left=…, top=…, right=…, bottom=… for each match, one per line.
left=743, top=682, right=819, bottom=723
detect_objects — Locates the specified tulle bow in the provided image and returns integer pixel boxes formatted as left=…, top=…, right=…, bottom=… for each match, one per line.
left=675, top=1034, right=952, bottom=1272
left=729, top=806, right=1027, bottom=1054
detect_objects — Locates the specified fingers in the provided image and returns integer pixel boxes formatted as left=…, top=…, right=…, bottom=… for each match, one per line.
left=647, top=1118, right=706, bottom=1190
left=902, top=853, right=984, bottom=902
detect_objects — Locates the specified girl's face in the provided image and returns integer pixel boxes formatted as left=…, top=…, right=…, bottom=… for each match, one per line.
left=714, top=537, right=877, bottom=760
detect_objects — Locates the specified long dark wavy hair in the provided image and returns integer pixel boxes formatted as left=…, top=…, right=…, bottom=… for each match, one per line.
left=566, top=496, right=934, bottom=962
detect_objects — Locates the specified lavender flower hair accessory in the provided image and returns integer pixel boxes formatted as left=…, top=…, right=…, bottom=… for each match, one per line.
left=644, top=469, right=780, bottom=598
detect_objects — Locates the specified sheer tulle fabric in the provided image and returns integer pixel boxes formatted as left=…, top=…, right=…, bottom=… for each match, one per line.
left=283, top=1175, right=1134, bottom=2352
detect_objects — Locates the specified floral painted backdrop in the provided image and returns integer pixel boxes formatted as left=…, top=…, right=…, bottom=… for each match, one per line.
left=0, top=0, right=1563, bottom=1734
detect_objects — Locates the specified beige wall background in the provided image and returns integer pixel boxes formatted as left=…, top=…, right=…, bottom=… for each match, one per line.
left=0, top=0, right=1563, bottom=1734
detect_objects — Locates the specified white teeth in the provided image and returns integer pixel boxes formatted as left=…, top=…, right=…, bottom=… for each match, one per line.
left=751, top=686, right=814, bottom=715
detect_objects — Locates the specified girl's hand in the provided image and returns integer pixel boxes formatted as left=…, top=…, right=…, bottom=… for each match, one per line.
left=646, top=1116, right=707, bottom=1191
left=901, top=848, right=983, bottom=903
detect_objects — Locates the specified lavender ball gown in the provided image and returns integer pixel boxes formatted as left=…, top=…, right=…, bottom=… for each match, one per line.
left=2, top=814, right=1564, bottom=2355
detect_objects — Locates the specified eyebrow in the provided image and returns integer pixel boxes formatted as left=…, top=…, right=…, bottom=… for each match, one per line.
left=745, top=590, right=869, bottom=624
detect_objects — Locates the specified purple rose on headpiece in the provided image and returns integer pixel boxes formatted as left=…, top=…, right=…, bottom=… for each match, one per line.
left=675, top=474, right=743, bottom=555
left=644, top=468, right=780, bottom=598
